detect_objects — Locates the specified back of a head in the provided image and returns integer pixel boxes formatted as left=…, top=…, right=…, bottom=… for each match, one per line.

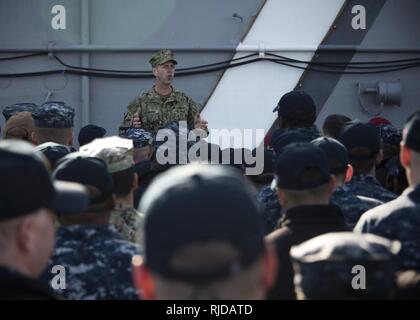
left=0, top=140, right=88, bottom=276
left=338, top=121, right=381, bottom=175
left=139, top=164, right=266, bottom=299
left=35, top=142, right=71, bottom=171
left=402, top=114, right=420, bottom=154
left=401, top=115, right=420, bottom=184
left=273, top=90, right=316, bottom=128
left=121, top=128, right=154, bottom=163
left=32, top=101, right=75, bottom=146
left=3, top=111, right=36, bottom=142
left=52, top=153, right=114, bottom=221
left=270, top=131, right=309, bottom=155
left=78, top=124, right=106, bottom=147
left=322, top=114, right=351, bottom=139
left=273, top=142, right=331, bottom=206
left=311, top=137, right=349, bottom=181
left=291, top=232, right=401, bottom=299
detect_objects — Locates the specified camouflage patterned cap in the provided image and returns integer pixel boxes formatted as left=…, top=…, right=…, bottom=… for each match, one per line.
left=379, top=124, right=402, bottom=146
left=149, top=49, right=178, bottom=68
left=2, top=102, right=38, bottom=121
left=80, top=136, right=134, bottom=173
left=121, top=128, right=154, bottom=149
left=32, top=101, right=75, bottom=128
left=290, top=232, right=401, bottom=299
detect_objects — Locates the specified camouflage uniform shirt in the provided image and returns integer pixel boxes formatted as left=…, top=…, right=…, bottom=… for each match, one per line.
left=343, top=174, right=397, bottom=203
left=110, top=203, right=145, bottom=246
left=355, top=184, right=420, bottom=271
left=123, top=87, right=199, bottom=133
left=331, top=186, right=383, bottom=229
left=44, top=224, right=140, bottom=300
left=256, top=186, right=283, bottom=235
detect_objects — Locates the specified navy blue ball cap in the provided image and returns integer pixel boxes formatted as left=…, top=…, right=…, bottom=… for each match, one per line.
left=139, top=164, right=265, bottom=283
left=311, top=137, right=349, bottom=175
left=270, top=131, right=309, bottom=155
left=273, top=90, right=316, bottom=124
left=78, top=124, right=107, bottom=146
left=273, top=142, right=330, bottom=190
left=35, top=142, right=71, bottom=169
left=338, top=121, right=381, bottom=159
left=403, top=114, right=420, bottom=153
left=0, top=140, right=88, bottom=221
left=52, top=152, right=114, bottom=206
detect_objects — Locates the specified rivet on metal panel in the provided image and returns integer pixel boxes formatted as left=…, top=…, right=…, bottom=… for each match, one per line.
left=259, top=41, right=265, bottom=58
left=47, top=42, right=55, bottom=59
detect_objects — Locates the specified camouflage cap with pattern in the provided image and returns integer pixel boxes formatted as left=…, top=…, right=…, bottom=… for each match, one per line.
left=121, top=128, right=154, bottom=148
left=80, top=136, right=134, bottom=173
left=2, top=102, right=38, bottom=121
left=149, top=49, right=178, bottom=68
left=379, top=124, right=402, bottom=146
left=32, top=101, right=75, bottom=128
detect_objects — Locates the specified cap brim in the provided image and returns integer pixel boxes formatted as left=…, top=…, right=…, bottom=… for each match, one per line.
left=159, top=59, right=177, bottom=66
left=52, top=181, right=89, bottom=214
left=272, top=105, right=279, bottom=113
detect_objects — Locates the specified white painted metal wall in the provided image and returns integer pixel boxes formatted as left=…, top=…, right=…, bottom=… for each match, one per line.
left=202, top=0, right=345, bottom=149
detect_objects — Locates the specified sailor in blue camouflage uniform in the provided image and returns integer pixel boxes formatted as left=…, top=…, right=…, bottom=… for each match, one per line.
left=121, top=128, right=158, bottom=208
left=290, top=232, right=401, bottom=299
left=338, top=121, right=397, bottom=203
left=121, top=128, right=154, bottom=150
left=2, top=102, right=38, bottom=121
left=371, top=121, right=403, bottom=189
left=44, top=153, right=140, bottom=299
left=256, top=131, right=308, bottom=234
left=121, top=127, right=154, bottom=162
left=31, top=101, right=76, bottom=147
left=273, top=90, right=321, bottom=141
left=355, top=114, right=420, bottom=271
left=312, top=137, right=383, bottom=228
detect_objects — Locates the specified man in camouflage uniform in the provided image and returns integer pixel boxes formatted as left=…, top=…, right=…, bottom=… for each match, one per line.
left=80, top=136, right=145, bottom=245
left=355, top=114, right=420, bottom=271
left=273, top=90, right=321, bottom=141
left=312, top=137, right=383, bottom=228
left=290, top=232, right=401, bottom=299
left=31, top=101, right=75, bottom=147
left=338, top=121, right=397, bottom=203
left=120, top=128, right=157, bottom=208
left=44, top=153, right=140, bottom=299
left=122, top=49, right=208, bottom=133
